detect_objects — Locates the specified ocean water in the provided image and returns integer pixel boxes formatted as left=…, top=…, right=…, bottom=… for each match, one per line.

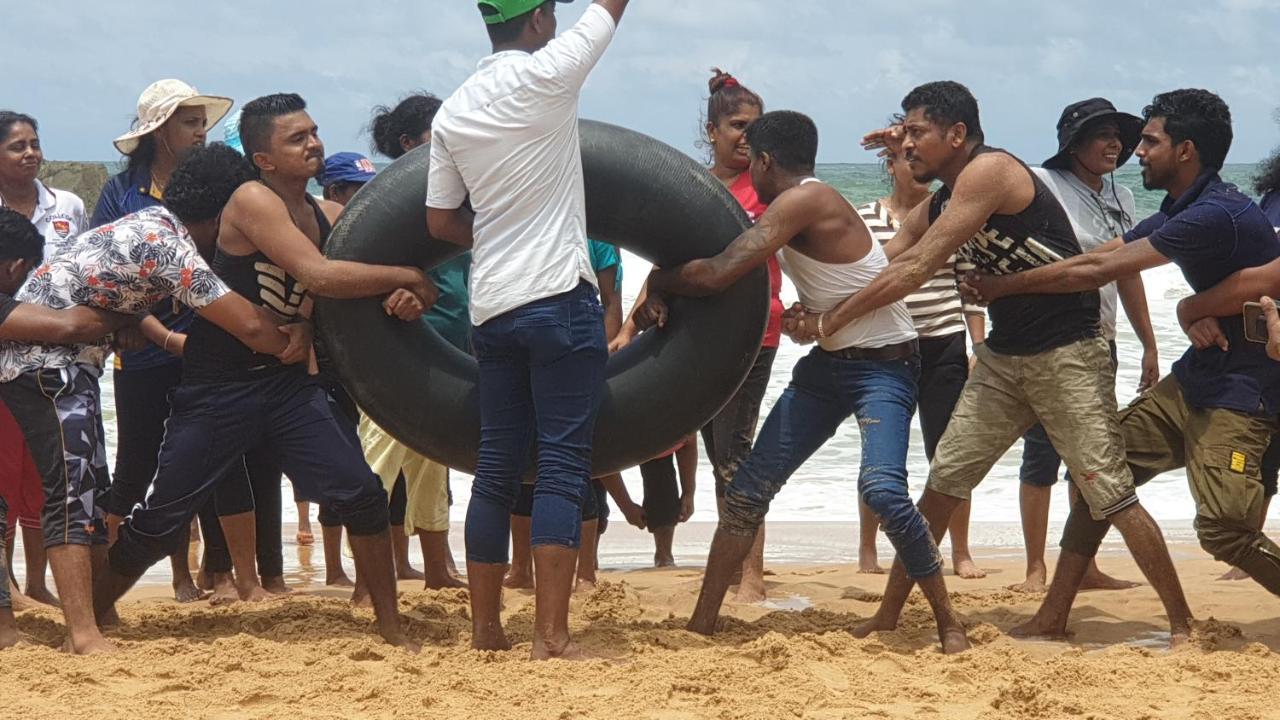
left=94, top=164, right=1268, bottom=538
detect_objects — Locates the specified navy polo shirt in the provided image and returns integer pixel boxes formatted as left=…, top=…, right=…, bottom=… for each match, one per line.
left=1124, top=172, right=1280, bottom=413
left=93, top=164, right=196, bottom=372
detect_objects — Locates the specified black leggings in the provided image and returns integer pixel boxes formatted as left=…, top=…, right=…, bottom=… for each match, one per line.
left=639, top=455, right=680, bottom=532
left=110, top=362, right=228, bottom=571
left=207, top=447, right=285, bottom=577
left=513, top=479, right=609, bottom=529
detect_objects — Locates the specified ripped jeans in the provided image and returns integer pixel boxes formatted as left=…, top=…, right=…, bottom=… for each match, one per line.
left=722, top=346, right=942, bottom=578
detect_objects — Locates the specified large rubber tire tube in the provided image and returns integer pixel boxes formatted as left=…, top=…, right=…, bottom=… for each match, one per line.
left=315, top=120, right=770, bottom=476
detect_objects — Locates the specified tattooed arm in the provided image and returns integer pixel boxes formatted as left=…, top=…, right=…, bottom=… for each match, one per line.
left=648, top=182, right=818, bottom=297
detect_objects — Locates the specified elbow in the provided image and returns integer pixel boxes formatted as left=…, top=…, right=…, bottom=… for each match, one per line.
left=426, top=209, right=446, bottom=241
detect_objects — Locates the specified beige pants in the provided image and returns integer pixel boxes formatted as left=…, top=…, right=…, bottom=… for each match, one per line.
left=926, top=336, right=1138, bottom=520
left=358, top=416, right=450, bottom=534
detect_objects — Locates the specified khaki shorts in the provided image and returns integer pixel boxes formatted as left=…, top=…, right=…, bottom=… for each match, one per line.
left=927, top=337, right=1138, bottom=520
left=359, top=416, right=450, bottom=534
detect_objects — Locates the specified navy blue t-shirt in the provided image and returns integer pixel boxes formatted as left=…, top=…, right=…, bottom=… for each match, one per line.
left=1261, top=191, right=1280, bottom=228
left=1124, top=172, right=1280, bottom=413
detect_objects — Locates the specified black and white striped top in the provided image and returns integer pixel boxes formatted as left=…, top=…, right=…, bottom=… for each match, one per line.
left=858, top=200, right=980, bottom=339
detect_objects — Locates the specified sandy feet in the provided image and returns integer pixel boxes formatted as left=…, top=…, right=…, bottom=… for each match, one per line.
left=952, top=555, right=987, bottom=579
left=261, top=577, right=293, bottom=595
left=1218, top=566, right=1250, bottom=581
left=1079, top=568, right=1141, bottom=590
left=857, top=549, right=885, bottom=575
left=173, top=577, right=208, bottom=603
left=503, top=571, right=534, bottom=590
left=325, top=572, right=354, bottom=589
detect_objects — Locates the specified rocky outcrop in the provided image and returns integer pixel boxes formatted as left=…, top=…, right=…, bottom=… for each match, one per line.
left=39, top=161, right=111, bottom=213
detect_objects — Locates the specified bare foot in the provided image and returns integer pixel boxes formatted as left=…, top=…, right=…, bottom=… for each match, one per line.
left=472, top=627, right=513, bottom=651
left=952, top=556, right=987, bottom=579
left=1008, top=565, right=1048, bottom=593
left=209, top=574, right=238, bottom=606
left=1217, top=566, right=1250, bottom=581
left=295, top=530, right=315, bottom=546
left=732, top=576, right=767, bottom=604
left=574, top=579, right=597, bottom=595
left=97, top=605, right=121, bottom=630
left=941, top=627, right=971, bottom=654
left=424, top=570, right=467, bottom=590
left=654, top=554, right=676, bottom=568
left=196, top=567, right=213, bottom=592
left=1009, top=616, right=1071, bottom=641
left=62, top=634, right=118, bottom=656
left=24, top=585, right=60, bottom=608
left=261, top=576, right=292, bottom=595
left=503, top=571, right=534, bottom=590
left=0, top=623, right=17, bottom=649
left=1079, top=567, right=1141, bottom=591
left=350, top=587, right=372, bottom=609
left=378, top=621, right=421, bottom=653
left=9, top=582, right=38, bottom=612
left=531, top=634, right=588, bottom=661
left=851, top=614, right=898, bottom=639
left=238, top=584, right=272, bottom=603
left=326, top=572, right=354, bottom=588
left=397, top=566, right=426, bottom=582
left=173, top=577, right=208, bottom=603
left=857, top=548, right=885, bottom=574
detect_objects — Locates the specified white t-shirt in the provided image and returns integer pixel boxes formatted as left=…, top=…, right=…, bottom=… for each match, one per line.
left=427, top=3, right=616, bottom=326
left=0, top=181, right=87, bottom=248
left=1032, top=167, right=1136, bottom=340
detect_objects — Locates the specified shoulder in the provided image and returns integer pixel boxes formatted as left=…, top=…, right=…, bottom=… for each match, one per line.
left=962, top=150, right=1024, bottom=184
left=228, top=181, right=281, bottom=212
left=317, top=198, right=344, bottom=225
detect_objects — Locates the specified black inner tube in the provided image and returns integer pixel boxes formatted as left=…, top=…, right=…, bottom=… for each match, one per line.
left=315, top=120, right=770, bottom=476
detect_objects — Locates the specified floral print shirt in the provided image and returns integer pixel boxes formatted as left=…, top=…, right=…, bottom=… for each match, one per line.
left=0, top=206, right=230, bottom=382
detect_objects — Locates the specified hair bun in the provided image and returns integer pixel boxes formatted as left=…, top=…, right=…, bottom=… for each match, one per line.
left=709, top=68, right=738, bottom=95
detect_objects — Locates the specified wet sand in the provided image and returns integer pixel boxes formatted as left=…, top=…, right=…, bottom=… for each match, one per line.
left=5, top=533, right=1280, bottom=719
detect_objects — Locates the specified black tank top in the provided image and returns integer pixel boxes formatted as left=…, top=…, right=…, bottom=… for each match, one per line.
left=928, top=146, right=1100, bottom=355
left=181, top=193, right=331, bottom=385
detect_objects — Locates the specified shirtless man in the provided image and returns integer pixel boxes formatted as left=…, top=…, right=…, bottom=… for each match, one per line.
left=1, top=146, right=311, bottom=654
left=785, top=81, right=1192, bottom=645
left=639, top=110, right=968, bottom=653
left=95, top=95, right=435, bottom=650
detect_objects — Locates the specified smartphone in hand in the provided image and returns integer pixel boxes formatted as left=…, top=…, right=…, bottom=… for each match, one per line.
left=1244, top=301, right=1269, bottom=343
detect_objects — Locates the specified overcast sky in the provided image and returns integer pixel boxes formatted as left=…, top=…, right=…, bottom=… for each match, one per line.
left=7, top=0, right=1279, bottom=165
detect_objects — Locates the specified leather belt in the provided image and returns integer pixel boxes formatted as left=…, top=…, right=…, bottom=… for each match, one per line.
left=822, top=339, right=918, bottom=362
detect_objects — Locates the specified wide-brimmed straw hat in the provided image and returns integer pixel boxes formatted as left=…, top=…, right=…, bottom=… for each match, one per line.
left=113, top=79, right=234, bottom=155
left=1043, top=97, right=1143, bottom=171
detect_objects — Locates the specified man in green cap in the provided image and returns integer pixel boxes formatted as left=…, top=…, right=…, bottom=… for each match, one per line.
left=426, top=0, right=629, bottom=661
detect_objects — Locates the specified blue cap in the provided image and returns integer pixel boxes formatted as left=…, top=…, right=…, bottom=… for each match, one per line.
left=322, top=152, right=377, bottom=187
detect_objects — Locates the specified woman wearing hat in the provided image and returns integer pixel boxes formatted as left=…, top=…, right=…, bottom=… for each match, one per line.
left=1012, top=98, right=1159, bottom=593
left=92, top=80, right=239, bottom=604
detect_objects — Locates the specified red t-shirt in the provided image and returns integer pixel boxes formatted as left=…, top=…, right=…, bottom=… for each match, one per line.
left=729, top=172, right=782, bottom=348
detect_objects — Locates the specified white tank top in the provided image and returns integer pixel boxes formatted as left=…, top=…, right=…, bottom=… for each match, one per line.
left=777, top=179, right=917, bottom=352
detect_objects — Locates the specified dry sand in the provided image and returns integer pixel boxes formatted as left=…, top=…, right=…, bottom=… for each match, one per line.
left=5, top=543, right=1280, bottom=719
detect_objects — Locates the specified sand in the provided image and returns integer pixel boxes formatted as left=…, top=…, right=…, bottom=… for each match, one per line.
left=5, top=544, right=1280, bottom=720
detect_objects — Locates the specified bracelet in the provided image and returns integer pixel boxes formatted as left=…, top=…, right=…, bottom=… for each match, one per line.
left=817, top=313, right=827, bottom=340
left=162, top=330, right=175, bottom=352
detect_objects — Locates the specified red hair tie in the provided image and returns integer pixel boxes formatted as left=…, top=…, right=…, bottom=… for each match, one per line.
left=721, top=77, right=739, bottom=89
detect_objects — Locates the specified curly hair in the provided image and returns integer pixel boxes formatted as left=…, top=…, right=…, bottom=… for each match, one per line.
left=901, top=81, right=984, bottom=143
left=1143, top=89, right=1233, bottom=171
left=1255, top=110, right=1280, bottom=196
left=163, top=144, right=258, bottom=223
left=0, top=206, right=44, bottom=264
left=0, top=111, right=37, bottom=146
left=370, top=93, right=442, bottom=159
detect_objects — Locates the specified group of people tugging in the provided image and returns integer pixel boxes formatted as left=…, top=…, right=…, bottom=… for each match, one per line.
left=3, top=0, right=1280, bottom=658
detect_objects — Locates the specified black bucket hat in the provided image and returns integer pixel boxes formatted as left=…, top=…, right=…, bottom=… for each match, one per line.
left=1043, top=97, right=1143, bottom=170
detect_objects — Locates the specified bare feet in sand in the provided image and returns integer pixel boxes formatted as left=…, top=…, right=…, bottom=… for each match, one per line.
left=208, top=573, right=238, bottom=606
left=8, top=582, right=38, bottom=612
left=531, top=634, right=589, bottom=661
left=350, top=586, right=373, bottom=609
left=261, top=576, right=292, bottom=595
left=97, top=605, right=121, bottom=630
left=397, top=566, right=426, bottom=582
left=472, top=627, right=513, bottom=652
left=503, top=571, right=534, bottom=590
left=0, top=611, right=18, bottom=649
left=654, top=552, right=676, bottom=568
left=1009, top=616, right=1071, bottom=641
left=858, top=548, right=885, bottom=575
left=1079, top=566, right=1141, bottom=590
left=1009, top=563, right=1048, bottom=593
left=24, top=585, right=61, bottom=607
left=173, top=576, right=207, bottom=603
left=732, top=582, right=766, bottom=604
left=574, top=579, right=597, bottom=595
left=941, top=627, right=972, bottom=654
left=851, top=614, right=898, bottom=639
left=325, top=571, right=354, bottom=588
left=62, top=633, right=117, bottom=656
left=952, top=554, right=987, bottom=579
left=1218, top=566, right=1250, bottom=581
left=424, top=569, right=467, bottom=590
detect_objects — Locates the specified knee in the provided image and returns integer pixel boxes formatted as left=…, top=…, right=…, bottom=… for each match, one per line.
left=334, top=487, right=391, bottom=537
left=1195, top=515, right=1254, bottom=564
left=720, top=484, right=767, bottom=536
left=859, top=470, right=911, bottom=520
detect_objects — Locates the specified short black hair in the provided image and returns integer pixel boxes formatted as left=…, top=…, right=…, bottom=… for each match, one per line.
left=0, top=206, right=43, bottom=264
left=0, top=111, right=37, bottom=146
left=1143, top=89, right=1233, bottom=171
left=482, top=0, right=551, bottom=45
left=745, top=111, right=818, bottom=172
left=370, top=93, right=442, bottom=159
left=240, top=93, right=308, bottom=158
left=901, top=81, right=984, bottom=144
left=323, top=180, right=364, bottom=199
left=164, top=144, right=258, bottom=223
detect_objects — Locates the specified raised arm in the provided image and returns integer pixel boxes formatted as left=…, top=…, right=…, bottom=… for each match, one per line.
left=593, top=0, right=629, bottom=24
left=1177, top=258, right=1280, bottom=327
left=227, top=184, right=432, bottom=302
left=0, top=304, right=138, bottom=345
left=648, top=185, right=815, bottom=297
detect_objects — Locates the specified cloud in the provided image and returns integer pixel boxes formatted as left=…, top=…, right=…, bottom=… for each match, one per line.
left=3, top=0, right=1276, bottom=163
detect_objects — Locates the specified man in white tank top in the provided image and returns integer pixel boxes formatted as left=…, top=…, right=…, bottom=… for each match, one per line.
left=642, top=111, right=969, bottom=654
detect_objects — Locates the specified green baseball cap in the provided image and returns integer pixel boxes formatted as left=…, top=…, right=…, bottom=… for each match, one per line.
left=478, top=0, right=572, bottom=25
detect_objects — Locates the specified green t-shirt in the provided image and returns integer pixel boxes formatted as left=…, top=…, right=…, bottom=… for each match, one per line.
left=425, top=253, right=472, bottom=352
left=589, top=240, right=622, bottom=291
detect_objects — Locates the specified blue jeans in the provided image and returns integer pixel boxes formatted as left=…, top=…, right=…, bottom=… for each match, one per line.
left=466, top=282, right=607, bottom=564
left=722, top=347, right=942, bottom=579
